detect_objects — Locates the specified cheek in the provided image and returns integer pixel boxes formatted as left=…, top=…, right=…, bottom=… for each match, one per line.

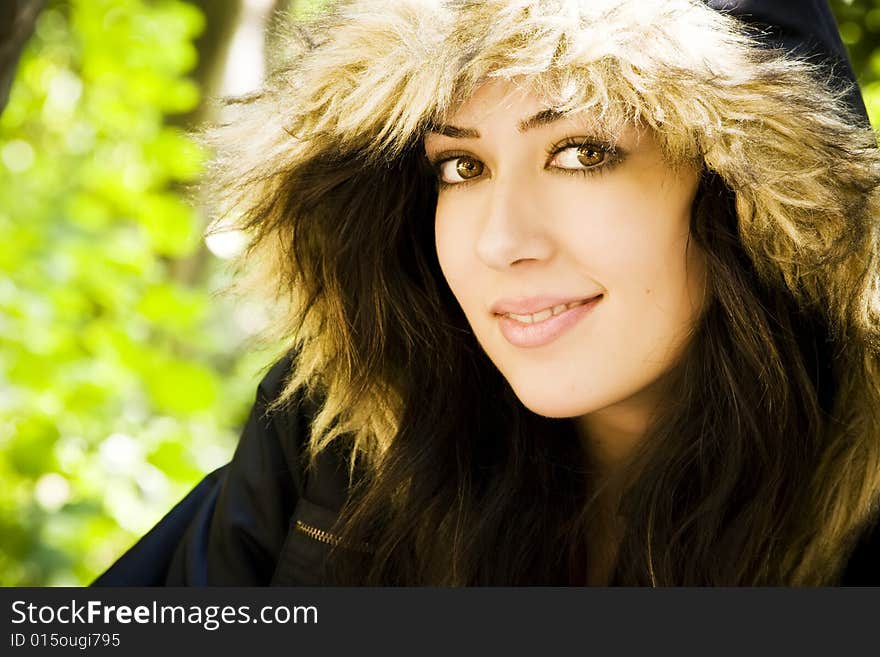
left=560, top=183, right=705, bottom=354
left=607, top=226, right=706, bottom=367
left=553, top=186, right=658, bottom=277
left=561, top=176, right=699, bottom=293
left=434, top=203, right=475, bottom=302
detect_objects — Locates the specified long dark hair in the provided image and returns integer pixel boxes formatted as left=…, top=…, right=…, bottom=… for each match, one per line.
left=207, top=0, right=880, bottom=585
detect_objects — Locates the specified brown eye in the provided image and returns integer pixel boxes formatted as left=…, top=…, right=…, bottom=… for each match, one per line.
left=455, top=156, right=483, bottom=179
left=576, top=146, right=605, bottom=167
left=549, top=141, right=616, bottom=174
left=436, top=155, right=485, bottom=186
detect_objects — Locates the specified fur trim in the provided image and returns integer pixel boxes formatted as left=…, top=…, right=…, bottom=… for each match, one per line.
left=206, top=0, right=880, bottom=471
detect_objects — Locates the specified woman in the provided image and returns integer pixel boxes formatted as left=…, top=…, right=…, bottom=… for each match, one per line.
left=95, top=0, right=880, bottom=586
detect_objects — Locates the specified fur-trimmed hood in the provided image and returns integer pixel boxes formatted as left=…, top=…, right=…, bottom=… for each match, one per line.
left=208, top=0, right=880, bottom=466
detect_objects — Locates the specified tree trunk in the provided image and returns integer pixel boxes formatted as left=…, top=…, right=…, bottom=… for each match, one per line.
left=0, top=0, right=44, bottom=115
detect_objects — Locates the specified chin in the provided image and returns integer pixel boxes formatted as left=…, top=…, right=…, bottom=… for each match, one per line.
left=507, top=380, right=603, bottom=419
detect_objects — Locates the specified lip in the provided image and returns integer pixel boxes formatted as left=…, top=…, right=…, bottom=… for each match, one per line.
left=496, top=295, right=603, bottom=348
left=490, top=293, right=603, bottom=315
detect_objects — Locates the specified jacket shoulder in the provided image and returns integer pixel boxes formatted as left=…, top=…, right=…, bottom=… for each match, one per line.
left=254, top=350, right=312, bottom=492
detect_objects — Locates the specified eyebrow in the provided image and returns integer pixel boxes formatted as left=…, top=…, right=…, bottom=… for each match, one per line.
left=427, top=108, right=566, bottom=138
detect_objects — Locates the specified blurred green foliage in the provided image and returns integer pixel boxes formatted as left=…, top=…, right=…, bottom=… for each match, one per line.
left=832, top=0, right=880, bottom=125
left=0, top=0, right=877, bottom=587
left=0, top=0, right=271, bottom=586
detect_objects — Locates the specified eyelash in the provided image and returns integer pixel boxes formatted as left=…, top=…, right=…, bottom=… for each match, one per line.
left=428, top=137, right=623, bottom=191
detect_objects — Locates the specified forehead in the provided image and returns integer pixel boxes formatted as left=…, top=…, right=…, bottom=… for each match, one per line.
left=446, top=79, right=541, bottom=122
left=426, top=78, right=630, bottom=145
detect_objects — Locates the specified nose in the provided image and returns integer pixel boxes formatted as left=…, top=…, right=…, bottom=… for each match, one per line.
left=475, top=174, right=554, bottom=270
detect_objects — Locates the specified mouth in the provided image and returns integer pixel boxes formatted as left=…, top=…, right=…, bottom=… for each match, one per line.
left=495, top=296, right=599, bottom=324
left=495, top=294, right=604, bottom=349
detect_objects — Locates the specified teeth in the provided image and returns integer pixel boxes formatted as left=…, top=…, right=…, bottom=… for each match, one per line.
left=503, top=299, right=590, bottom=324
left=531, top=308, right=553, bottom=322
left=506, top=312, right=535, bottom=323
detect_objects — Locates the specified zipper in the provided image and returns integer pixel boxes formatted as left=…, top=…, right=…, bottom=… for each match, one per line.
left=294, top=519, right=373, bottom=553
left=295, top=520, right=344, bottom=546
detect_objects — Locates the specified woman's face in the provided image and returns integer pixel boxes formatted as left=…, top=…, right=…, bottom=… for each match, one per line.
left=424, top=79, right=706, bottom=439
